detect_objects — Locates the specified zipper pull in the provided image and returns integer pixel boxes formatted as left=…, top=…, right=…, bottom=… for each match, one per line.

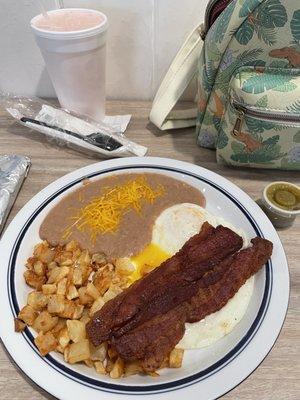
left=232, top=110, right=244, bottom=137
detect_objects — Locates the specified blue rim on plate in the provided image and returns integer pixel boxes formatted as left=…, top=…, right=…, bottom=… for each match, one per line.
left=7, top=165, right=272, bottom=395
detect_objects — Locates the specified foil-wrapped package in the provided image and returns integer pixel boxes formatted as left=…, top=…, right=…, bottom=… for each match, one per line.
left=0, top=155, right=31, bottom=235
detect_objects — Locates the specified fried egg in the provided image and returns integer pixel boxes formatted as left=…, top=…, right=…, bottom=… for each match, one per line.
left=128, top=203, right=253, bottom=349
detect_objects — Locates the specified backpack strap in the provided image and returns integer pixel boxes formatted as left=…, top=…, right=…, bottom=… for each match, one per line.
left=150, top=23, right=205, bottom=130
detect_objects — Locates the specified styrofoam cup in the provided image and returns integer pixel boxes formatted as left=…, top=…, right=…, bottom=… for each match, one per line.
left=31, top=8, right=108, bottom=121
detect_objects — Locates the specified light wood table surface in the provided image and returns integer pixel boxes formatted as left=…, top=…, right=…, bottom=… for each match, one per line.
left=0, top=101, right=299, bottom=399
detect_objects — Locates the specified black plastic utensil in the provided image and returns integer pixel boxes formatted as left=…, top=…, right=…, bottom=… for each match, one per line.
left=20, top=117, right=123, bottom=151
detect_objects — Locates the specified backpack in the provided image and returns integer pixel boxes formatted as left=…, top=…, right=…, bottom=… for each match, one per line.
left=150, top=0, right=300, bottom=170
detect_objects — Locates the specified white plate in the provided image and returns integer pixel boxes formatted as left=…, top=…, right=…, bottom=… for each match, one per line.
left=0, top=157, right=289, bottom=400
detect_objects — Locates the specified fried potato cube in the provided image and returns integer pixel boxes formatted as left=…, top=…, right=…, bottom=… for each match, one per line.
left=33, top=242, right=48, bottom=258
left=84, top=359, right=94, bottom=368
left=65, top=240, right=79, bottom=252
left=57, top=327, right=70, bottom=349
left=47, top=266, right=70, bottom=284
left=91, top=253, right=107, bottom=266
left=90, top=342, right=107, bottom=362
left=79, top=309, right=91, bottom=325
left=78, top=287, right=94, bottom=306
left=59, top=300, right=76, bottom=319
left=68, top=339, right=90, bottom=364
left=169, top=348, right=184, bottom=369
left=66, top=320, right=86, bottom=343
left=66, top=284, right=79, bottom=301
left=35, top=331, right=58, bottom=356
left=33, top=311, right=59, bottom=334
left=86, top=282, right=100, bottom=300
left=72, top=268, right=83, bottom=286
left=78, top=250, right=91, bottom=266
left=110, top=357, right=124, bottom=379
left=94, top=361, right=106, bottom=375
left=42, top=284, right=57, bottom=295
left=24, top=270, right=46, bottom=290
left=108, top=347, right=118, bottom=360
left=124, top=362, right=142, bottom=377
left=64, top=346, right=70, bottom=362
left=39, top=248, right=55, bottom=264
left=26, top=257, right=37, bottom=270
left=56, top=278, right=68, bottom=296
left=47, top=294, right=65, bottom=315
left=103, top=285, right=123, bottom=303
left=115, top=258, right=135, bottom=276
left=47, top=261, right=58, bottom=271
left=105, top=358, right=115, bottom=373
left=14, top=318, right=26, bottom=332
left=72, top=304, right=84, bottom=320
left=89, top=297, right=105, bottom=317
left=33, top=261, right=46, bottom=277
left=51, top=318, right=66, bottom=336
left=93, top=270, right=112, bottom=296
left=18, top=305, right=38, bottom=326
left=27, top=291, right=48, bottom=310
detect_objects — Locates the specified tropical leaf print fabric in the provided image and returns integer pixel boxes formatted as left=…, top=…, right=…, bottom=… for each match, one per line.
left=197, top=0, right=300, bottom=169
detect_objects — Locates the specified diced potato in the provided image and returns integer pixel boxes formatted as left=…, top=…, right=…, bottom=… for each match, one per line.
left=65, top=241, right=78, bottom=252
left=78, top=250, right=91, bottom=266
left=66, top=284, right=79, bottom=300
left=90, top=342, right=107, bottom=362
left=94, top=361, right=106, bottom=375
left=107, top=347, right=118, bottom=360
left=24, top=270, right=46, bottom=290
left=93, top=272, right=112, bottom=296
left=110, top=357, right=124, bottom=379
left=89, top=297, right=105, bottom=316
left=68, top=339, right=90, bottom=364
left=33, top=261, right=46, bottom=277
left=72, top=268, right=83, bottom=286
left=72, top=304, right=84, bottom=320
left=103, top=285, right=123, bottom=303
left=42, top=284, right=57, bottom=295
left=66, top=320, right=86, bottom=343
left=35, top=331, right=58, bottom=356
left=47, top=294, right=65, bottom=315
left=51, top=318, right=66, bottom=336
left=79, top=309, right=91, bottom=325
left=39, top=248, right=55, bottom=264
left=78, top=287, right=94, bottom=306
left=84, top=359, right=94, bottom=368
left=124, top=362, right=142, bottom=377
left=86, top=282, right=100, bottom=300
left=91, top=253, right=107, bottom=266
left=33, top=242, right=48, bottom=258
left=47, top=266, right=70, bottom=284
left=57, top=278, right=68, bottom=296
left=64, top=346, right=70, bottom=362
left=169, top=348, right=184, bottom=369
left=18, top=305, right=38, bottom=326
left=56, top=344, right=65, bottom=354
left=57, top=327, right=70, bottom=349
left=33, top=311, right=58, bottom=333
left=14, top=318, right=26, bottom=332
left=47, top=261, right=58, bottom=271
left=59, top=300, right=76, bottom=319
left=115, top=258, right=135, bottom=276
left=105, top=358, right=115, bottom=373
left=25, top=257, right=37, bottom=270
left=27, top=291, right=48, bottom=310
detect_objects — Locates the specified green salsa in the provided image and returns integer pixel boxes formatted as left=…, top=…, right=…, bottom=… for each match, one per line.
left=266, top=183, right=300, bottom=211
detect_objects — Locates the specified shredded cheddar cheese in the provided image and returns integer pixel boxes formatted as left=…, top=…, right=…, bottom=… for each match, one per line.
left=64, top=176, right=165, bottom=241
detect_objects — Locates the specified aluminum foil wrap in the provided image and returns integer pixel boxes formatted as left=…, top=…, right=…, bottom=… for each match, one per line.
left=0, top=155, right=31, bottom=235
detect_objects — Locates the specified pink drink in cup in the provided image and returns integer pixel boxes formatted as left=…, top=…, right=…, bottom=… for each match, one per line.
left=31, top=9, right=108, bottom=121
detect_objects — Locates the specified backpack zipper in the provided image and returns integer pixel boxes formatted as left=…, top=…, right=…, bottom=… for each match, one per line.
left=232, top=101, right=300, bottom=137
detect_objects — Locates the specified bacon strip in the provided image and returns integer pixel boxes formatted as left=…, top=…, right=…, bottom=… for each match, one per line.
left=87, top=223, right=243, bottom=345
left=113, top=237, right=273, bottom=371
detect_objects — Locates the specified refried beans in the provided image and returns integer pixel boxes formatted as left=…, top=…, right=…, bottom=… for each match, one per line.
left=39, top=173, right=205, bottom=258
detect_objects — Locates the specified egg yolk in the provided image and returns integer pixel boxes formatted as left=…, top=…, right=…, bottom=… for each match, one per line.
left=129, top=243, right=171, bottom=283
